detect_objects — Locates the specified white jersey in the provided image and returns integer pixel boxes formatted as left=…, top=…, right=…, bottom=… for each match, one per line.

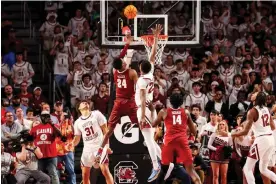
left=252, top=55, right=263, bottom=70
left=1, top=63, right=11, bottom=88
left=218, top=65, right=236, bottom=85
left=161, top=51, right=173, bottom=64
left=135, top=64, right=154, bottom=107
left=68, top=70, right=84, bottom=95
left=208, top=22, right=225, bottom=39
left=39, top=21, right=59, bottom=38
left=173, top=51, right=189, bottom=62
left=76, top=84, right=97, bottom=101
left=73, top=50, right=88, bottom=64
left=82, top=65, right=94, bottom=76
left=162, top=64, right=176, bottom=76
left=184, top=77, right=201, bottom=93
left=252, top=106, right=272, bottom=137
left=11, top=62, right=34, bottom=87
left=185, top=92, right=208, bottom=113
left=235, top=135, right=252, bottom=157
left=92, top=70, right=107, bottom=85
left=54, top=52, right=69, bottom=75
left=68, top=17, right=86, bottom=37
left=199, top=122, right=217, bottom=138
left=176, top=70, right=189, bottom=87
left=74, top=110, right=106, bottom=152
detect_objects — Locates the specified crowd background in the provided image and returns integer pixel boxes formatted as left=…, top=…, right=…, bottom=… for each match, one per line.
left=1, top=1, right=276, bottom=184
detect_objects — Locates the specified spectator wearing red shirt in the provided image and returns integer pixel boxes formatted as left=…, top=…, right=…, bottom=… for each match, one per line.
left=30, top=111, right=61, bottom=184
left=1, top=103, right=6, bottom=124
left=92, top=82, right=110, bottom=116
left=29, top=87, right=47, bottom=115
left=18, top=81, right=33, bottom=107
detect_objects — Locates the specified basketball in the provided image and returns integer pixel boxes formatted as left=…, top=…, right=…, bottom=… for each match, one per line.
left=124, top=5, right=137, bottom=19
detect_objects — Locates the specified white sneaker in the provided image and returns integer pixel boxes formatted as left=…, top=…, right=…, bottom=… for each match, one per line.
left=164, top=163, right=174, bottom=180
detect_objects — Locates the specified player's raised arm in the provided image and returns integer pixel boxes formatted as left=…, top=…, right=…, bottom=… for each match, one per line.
left=149, top=24, right=163, bottom=64
left=118, top=34, right=133, bottom=59
left=231, top=108, right=256, bottom=137
left=152, top=109, right=166, bottom=127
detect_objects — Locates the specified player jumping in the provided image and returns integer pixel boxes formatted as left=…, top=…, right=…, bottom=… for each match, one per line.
left=135, top=24, right=163, bottom=182
left=72, top=101, right=113, bottom=184
left=153, top=93, right=202, bottom=184
left=232, top=92, right=276, bottom=184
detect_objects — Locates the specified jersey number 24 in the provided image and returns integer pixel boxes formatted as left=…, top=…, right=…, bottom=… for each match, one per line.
left=117, top=79, right=127, bottom=88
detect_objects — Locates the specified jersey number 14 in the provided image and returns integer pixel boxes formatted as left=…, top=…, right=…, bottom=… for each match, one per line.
left=173, top=115, right=182, bottom=125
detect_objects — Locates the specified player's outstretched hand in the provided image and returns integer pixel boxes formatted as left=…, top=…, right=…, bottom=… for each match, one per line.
left=151, top=24, right=163, bottom=37
left=125, top=33, right=133, bottom=45
left=107, top=148, right=113, bottom=154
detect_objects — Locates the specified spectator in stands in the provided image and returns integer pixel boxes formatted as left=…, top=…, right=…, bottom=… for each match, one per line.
left=205, top=87, right=229, bottom=119
left=2, top=84, right=14, bottom=107
left=82, top=55, right=94, bottom=76
left=6, top=95, right=27, bottom=118
left=1, top=143, right=17, bottom=184
left=41, top=102, right=59, bottom=124
left=1, top=59, right=11, bottom=89
left=190, top=143, right=207, bottom=183
left=26, top=108, right=35, bottom=121
left=29, top=87, right=47, bottom=115
left=101, top=72, right=111, bottom=95
left=76, top=73, right=97, bottom=106
left=191, top=104, right=207, bottom=134
left=51, top=40, right=70, bottom=88
left=3, top=28, right=23, bottom=54
left=15, top=136, right=50, bottom=184
left=66, top=61, right=84, bottom=109
left=39, top=12, right=59, bottom=51
left=14, top=107, right=32, bottom=130
left=1, top=100, right=7, bottom=124
left=1, top=111, right=22, bottom=142
left=92, top=82, right=109, bottom=116
left=30, top=111, right=61, bottom=184
left=3, top=43, right=16, bottom=70
left=18, top=81, right=33, bottom=107
left=229, top=90, right=248, bottom=124
left=152, top=84, right=166, bottom=112
left=11, top=51, right=35, bottom=90
left=92, top=61, right=107, bottom=85
left=68, top=8, right=87, bottom=39
left=55, top=114, right=76, bottom=184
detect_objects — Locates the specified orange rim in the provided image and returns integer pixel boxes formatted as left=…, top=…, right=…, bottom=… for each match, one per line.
left=141, top=35, right=168, bottom=47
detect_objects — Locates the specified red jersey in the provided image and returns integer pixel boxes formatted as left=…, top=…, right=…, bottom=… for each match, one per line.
left=114, top=69, right=135, bottom=99
left=30, top=123, right=57, bottom=158
left=164, top=108, right=188, bottom=145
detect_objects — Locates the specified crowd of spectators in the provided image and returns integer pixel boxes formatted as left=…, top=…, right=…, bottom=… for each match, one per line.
left=1, top=1, right=276, bottom=184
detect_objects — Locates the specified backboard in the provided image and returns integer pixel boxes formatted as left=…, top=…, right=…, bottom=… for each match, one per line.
left=99, top=0, right=202, bottom=49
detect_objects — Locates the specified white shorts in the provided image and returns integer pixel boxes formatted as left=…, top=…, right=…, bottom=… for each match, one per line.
left=81, top=146, right=109, bottom=168
left=137, top=106, right=157, bottom=128
left=248, top=134, right=275, bottom=161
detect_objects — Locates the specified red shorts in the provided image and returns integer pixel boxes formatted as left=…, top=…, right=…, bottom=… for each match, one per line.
left=108, top=99, right=138, bottom=128
left=161, top=137, right=193, bottom=166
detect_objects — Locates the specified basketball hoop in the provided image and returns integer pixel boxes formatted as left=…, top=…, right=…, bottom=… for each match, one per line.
left=140, top=35, right=168, bottom=65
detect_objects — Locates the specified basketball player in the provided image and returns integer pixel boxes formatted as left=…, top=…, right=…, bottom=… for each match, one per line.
left=94, top=32, right=138, bottom=165
left=72, top=101, right=113, bottom=184
left=231, top=92, right=276, bottom=184
left=135, top=24, right=163, bottom=182
left=152, top=93, right=201, bottom=184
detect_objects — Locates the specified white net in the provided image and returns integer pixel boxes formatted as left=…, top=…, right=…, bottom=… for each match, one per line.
left=140, top=35, right=168, bottom=65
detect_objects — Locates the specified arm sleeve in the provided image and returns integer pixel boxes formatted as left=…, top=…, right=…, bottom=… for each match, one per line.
left=95, top=110, right=107, bottom=126
left=207, top=133, right=217, bottom=151
left=118, top=44, right=129, bottom=58
left=73, top=120, right=82, bottom=136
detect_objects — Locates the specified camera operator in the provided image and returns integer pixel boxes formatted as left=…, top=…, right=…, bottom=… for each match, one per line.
left=30, top=111, right=62, bottom=184
left=15, top=135, right=50, bottom=184
left=1, top=143, right=17, bottom=184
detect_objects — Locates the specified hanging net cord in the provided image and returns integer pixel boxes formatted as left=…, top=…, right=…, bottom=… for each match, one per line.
left=140, top=35, right=168, bottom=65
